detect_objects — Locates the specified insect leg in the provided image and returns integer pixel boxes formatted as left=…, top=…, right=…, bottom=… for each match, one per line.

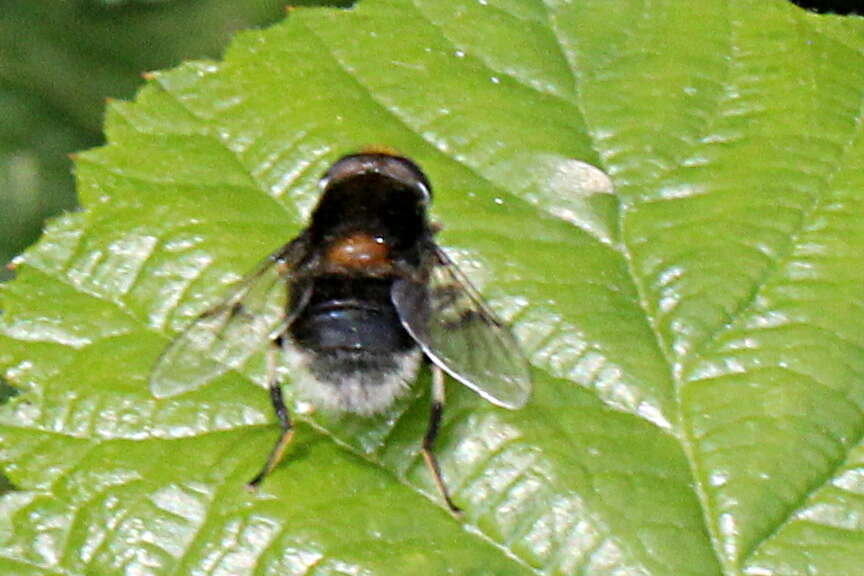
left=421, top=364, right=463, bottom=516
left=246, top=337, right=294, bottom=490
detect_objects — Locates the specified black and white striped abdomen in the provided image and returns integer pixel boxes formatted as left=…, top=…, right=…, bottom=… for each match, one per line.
left=288, top=276, right=423, bottom=415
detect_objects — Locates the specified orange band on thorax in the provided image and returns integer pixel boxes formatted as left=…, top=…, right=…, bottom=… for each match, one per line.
left=325, top=232, right=392, bottom=271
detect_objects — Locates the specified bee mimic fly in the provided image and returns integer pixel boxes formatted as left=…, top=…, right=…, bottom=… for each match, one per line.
left=150, top=151, right=532, bottom=515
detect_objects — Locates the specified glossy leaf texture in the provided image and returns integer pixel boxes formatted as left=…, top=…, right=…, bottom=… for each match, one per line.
left=2, top=1, right=864, bottom=574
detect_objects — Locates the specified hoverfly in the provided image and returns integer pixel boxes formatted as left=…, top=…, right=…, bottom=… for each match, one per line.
left=150, top=150, right=532, bottom=514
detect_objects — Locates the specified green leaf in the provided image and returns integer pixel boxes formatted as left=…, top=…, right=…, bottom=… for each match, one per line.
left=2, top=0, right=864, bottom=574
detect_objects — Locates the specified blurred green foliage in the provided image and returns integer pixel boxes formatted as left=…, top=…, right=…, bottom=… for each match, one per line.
left=0, top=0, right=350, bottom=281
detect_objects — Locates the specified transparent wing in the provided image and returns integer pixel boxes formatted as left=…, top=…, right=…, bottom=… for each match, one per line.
left=392, top=246, right=531, bottom=409
left=149, top=237, right=310, bottom=398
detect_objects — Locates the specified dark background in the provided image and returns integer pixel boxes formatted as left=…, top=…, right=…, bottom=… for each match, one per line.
left=792, top=0, right=862, bottom=13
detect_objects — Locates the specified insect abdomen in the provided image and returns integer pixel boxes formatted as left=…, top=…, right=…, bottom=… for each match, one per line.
left=292, top=303, right=414, bottom=352
left=290, top=277, right=415, bottom=353
left=288, top=276, right=422, bottom=415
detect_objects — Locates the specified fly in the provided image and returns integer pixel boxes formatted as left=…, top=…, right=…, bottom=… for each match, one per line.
left=150, top=150, right=532, bottom=515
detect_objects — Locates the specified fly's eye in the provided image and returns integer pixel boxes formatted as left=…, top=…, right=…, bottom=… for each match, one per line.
left=381, top=156, right=432, bottom=203
left=411, top=179, right=432, bottom=204
left=321, top=152, right=433, bottom=203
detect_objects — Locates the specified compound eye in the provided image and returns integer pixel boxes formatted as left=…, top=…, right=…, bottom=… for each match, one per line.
left=321, top=152, right=433, bottom=203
